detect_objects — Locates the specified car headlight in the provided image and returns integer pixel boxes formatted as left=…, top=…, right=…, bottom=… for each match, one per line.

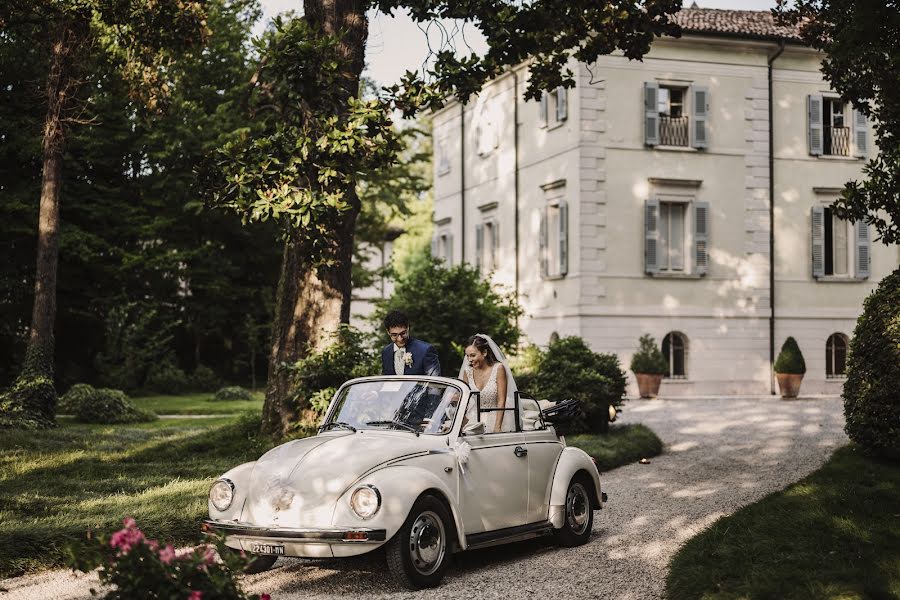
left=350, top=485, right=381, bottom=519
left=209, top=478, right=235, bottom=512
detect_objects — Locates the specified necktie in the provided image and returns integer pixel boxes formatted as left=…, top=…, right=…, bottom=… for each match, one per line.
left=395, top=348, right=405, bottom=375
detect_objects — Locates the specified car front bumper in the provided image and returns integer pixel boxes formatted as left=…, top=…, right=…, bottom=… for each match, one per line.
left=202, top=519, right=387, bottom=558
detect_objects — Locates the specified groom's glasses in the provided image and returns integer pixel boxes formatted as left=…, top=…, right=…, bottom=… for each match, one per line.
left=388, top=329, right=409, bottom=340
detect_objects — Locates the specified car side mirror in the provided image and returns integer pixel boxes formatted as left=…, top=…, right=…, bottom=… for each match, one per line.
left=462, top=421, right=484, bottom=436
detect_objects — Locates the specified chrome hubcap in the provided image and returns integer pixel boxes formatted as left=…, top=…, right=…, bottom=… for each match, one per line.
left=566, top=482, right=590, bottom=535
left=408, top=510, right=445, bottom=576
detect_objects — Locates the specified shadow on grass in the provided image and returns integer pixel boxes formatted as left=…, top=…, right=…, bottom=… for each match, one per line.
left=0, top=413, right=274, bottom=578
left=665, top=444, right=900, bottom=600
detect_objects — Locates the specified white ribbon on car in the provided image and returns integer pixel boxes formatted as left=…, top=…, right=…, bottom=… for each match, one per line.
left=264, top=474, right=295, bottom=512
left=453, top=440, right=472, bottom=474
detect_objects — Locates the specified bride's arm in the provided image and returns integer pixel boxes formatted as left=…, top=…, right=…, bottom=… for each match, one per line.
left=494, top=367, right=507, bottom=432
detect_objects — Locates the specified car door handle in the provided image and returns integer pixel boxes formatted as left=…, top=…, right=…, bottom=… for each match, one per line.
left=514, top=446, right=527, bottom=458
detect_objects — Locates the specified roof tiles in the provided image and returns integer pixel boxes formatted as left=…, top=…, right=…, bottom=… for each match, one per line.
left=672, top=8, right=804, bottom=42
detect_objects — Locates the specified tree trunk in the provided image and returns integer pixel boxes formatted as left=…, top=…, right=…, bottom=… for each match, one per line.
left=260, top=0, right=368, bottom=437
left=2, top=27, right=72, bottom=427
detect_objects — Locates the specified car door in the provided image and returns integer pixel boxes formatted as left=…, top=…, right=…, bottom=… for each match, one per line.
left=521, top=395, right=564, bottom=523
left=456, top=394, right=528, bottom=534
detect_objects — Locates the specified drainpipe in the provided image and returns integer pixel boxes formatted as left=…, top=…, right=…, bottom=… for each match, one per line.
left=460, top=103, right=466, bottom=264
left=768, top=40, right=785, bottom=395
left=514, top=69, right=521, bottom=317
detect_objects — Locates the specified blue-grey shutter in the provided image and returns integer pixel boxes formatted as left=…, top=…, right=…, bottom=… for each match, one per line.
left=447, top=233, right=454, bottom=267
left=693, top=202, right=710, bottom=275
left=811, top=206, right=825, bottom=278
left=853, top=108, right=868, bottom=159
left=492, top=220, right=500, bottom=269
left=644, top=82, right=659, bottom=146
left=539, top=208, right=549, bottom=278
left=692, top=86, right=709, bottom=149
left=475, top=224, right=484, bottom=273
left=431, top=235, right=438, bottom=258
left=645, top=199, right=660, bottom=274
left=855, top=220, right=870, bottom=279
left=556, top=86, right=568, bottom=122
left=539, top=92, right=549, bottom=128
left=808, top=95, right=824, bottom=156
left=559, top=201, right=569, bottom=276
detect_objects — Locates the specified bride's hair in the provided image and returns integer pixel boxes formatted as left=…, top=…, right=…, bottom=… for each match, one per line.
left=465, top=335, right=497, bottom=364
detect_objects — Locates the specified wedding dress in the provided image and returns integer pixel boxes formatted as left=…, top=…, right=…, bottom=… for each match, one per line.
left=458, top=334, right=518, bottom=432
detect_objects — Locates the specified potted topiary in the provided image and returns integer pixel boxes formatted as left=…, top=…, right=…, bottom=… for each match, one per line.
left=774, top=336, right=806, bottom=398
left=630, top=335, right=668, bottom=398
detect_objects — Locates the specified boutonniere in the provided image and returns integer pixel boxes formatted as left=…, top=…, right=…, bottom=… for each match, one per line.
left=403, top=351, right=414, bottom=367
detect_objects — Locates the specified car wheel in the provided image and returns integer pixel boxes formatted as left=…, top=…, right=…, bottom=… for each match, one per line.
left=554, top=475, right=594, bottom=547
left=386, top=495, right=452, bottom=589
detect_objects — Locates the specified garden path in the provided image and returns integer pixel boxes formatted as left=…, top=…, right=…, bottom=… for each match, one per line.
left=0, top=396, right=847, bottom=599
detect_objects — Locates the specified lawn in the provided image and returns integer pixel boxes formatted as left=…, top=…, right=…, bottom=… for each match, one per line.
left=130, top=392, right=263, bottom=415
left=567, top=423, right=664, bottom=472
left=666, top=444, right=900, bottom=600
left=0, top=414, right=273, bottom=578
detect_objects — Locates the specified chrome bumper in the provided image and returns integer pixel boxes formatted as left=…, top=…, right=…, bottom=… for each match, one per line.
left=202, top=520, right=387, bottom=543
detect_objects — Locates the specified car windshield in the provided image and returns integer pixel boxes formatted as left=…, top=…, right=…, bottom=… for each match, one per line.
left=325, top=379, right=464, bottom=436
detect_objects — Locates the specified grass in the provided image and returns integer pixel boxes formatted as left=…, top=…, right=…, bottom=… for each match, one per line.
left=0, top=413, right=273, bottom=578
left=130, top=392, right=263, bottom=415
left=567, top=423, right=664, bottom=472
left=666, top=444, right=900, bottom=600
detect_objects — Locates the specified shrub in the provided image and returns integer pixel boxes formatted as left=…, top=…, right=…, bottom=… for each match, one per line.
left=68, top=517, right=269, bottom=600
left=774, top=336, right=806, bottom=375
left=518, top=336, right=627, bottom=435
left=213, top=386, right=254, bottom=402
left=373, top=259, right=523, bottom=375
left=190, top=365, right=221, bottom=392
left=58, top=383, right=96, bottom=414
left=144, top=361, right=189, bottom=395
left=843, top=268, right=900, bottom=459
left=288, top=325, right=380, bottom=419
left=73, top=388, right=156, bottom=424
left=630, top=335, right=668, bottom=375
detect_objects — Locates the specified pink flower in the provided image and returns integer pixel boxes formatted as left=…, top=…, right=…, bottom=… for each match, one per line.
left=203, top=546, right=217, bottom=565
left=188, top=592, right=203, bottom=600
left=109, top=523, right=145, bottom=555
left=123, top=517, right=136, bottom=529
left=261, top=595, right=271, bottom=600
left=159, top=544, right=176, bottom=565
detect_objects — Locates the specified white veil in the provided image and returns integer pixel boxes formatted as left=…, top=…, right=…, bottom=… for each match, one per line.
left=458, top=334, right=519, bottom=432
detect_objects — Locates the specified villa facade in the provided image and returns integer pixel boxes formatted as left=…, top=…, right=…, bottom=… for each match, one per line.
left=430, top=8, right=899, bottom=396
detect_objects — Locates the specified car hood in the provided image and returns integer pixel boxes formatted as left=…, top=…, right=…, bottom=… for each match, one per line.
left=241, top=431, right=432, bottom=528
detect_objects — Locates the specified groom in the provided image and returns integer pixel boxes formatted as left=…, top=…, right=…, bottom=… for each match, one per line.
left=381, top=310, right=441, bottom=377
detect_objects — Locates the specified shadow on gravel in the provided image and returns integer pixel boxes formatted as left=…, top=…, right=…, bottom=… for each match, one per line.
left=256, top=532, right=603, bottom=594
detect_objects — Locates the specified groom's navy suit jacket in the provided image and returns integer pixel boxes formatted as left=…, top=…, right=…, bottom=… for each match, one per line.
left=381, top=337, right=441, bottom=377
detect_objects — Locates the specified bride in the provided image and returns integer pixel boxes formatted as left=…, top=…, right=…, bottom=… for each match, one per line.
left=458, top=334, right=517, bottom=433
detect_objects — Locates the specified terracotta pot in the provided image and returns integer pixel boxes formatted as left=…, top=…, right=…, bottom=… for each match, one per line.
left=776, top=373, right=804, bottom=398
left=635, top=373, right=664, bottom=399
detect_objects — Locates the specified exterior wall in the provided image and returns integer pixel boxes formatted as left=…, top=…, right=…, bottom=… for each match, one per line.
left=434, top=32, right=899, bottom=397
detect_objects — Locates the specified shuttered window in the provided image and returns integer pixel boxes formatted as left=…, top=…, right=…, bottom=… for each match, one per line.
left=540, top=202, right=568, bottom=278
left=539, top=87, right=569, bottom=128
left=812, top=206, right=869, bottom=279
left=645, top=198, right=709, bottom=276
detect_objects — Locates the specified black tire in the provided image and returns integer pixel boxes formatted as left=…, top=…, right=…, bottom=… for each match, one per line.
left=386, top=495, right=453, bottom=589
left=554, top=475, right=594, bottom=547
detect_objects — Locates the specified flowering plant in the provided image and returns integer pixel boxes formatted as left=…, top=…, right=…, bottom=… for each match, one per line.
left=403, top=351, right=414, bottom=367
left=68, top=517, right=269, bottom=600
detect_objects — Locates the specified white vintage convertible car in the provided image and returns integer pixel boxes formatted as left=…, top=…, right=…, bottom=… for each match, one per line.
left=204, top=376, right=606, bottom=589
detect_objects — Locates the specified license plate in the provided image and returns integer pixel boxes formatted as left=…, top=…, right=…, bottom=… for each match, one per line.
left=250, top=543, right=285, bottom=556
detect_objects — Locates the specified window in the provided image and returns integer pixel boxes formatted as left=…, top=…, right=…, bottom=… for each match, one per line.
left=645, top=82, right=709, bottom=149
left=436, top=137, right=450, bottom=176
left=662, top=332, right=687, bottom=379
left=475, top=96, right=500, bottom=156
left=540, top=202, right=568, bottom=278
left=432, top=230, right=454, bottom=266
left=826, top=333, right=849, bottom=378
left=645, top=198, right=709, bottom=276
left=475, top=219, right=499, bottom=273
left=824, top=99, right=850, bottom=156
left=809, top=95, right=868, bottom=158
left=539, top=87, right=568, bottom=128
left=811, top=206, right=870, bottom=279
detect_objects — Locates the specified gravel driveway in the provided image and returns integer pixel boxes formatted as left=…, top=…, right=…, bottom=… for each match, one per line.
left=1, top=396, right=847, bottom=600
